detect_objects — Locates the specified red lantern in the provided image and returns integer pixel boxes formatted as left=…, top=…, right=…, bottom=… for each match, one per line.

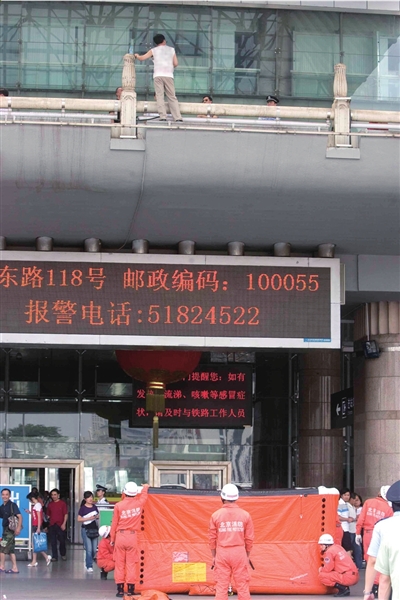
left=115, top=350, right=202, bottom=446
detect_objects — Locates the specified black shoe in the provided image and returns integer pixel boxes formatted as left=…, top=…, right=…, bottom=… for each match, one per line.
left=334, top=585, right=350, bottom=597
left=61, top=555, right=67, bottom=561
left=127, top=583, right=135, bottom=596
left=175, top=119, right=183, bottom=122
left=116, top=583, right=124, bottom=598
left=159, top=118, right=167, bottom=121
left=372, top=584, right=379, bottom=598
left=51, top=558, right=58, bottom=562
left=100, top=569, right=108, bottom=580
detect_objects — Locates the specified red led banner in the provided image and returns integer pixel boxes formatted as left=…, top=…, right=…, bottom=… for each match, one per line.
left=0, top=258, right=333, bottom=341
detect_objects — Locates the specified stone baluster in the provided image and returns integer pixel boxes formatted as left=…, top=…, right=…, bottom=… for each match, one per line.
left=120, top=53, right=136, bottom=133
left=330, top=63, right=351, bottom=148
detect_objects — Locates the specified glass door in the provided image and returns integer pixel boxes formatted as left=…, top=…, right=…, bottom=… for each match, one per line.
left=10, top=467, right=40, bottom=487
left=149, top=461, right=231, bottom=490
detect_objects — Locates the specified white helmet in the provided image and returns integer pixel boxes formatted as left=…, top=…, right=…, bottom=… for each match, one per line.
left=318, top=534, right=334, bottom=545
left=99, top=525, right=110, bottom=538
left=221, top=483, right=239, bottom=501
left=123, top=481, right=138, bottom=497
left=380, top=485, right=390, bottom=501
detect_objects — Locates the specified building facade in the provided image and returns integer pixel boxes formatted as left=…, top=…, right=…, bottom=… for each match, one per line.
left=1, top=1, right=399, bottom=538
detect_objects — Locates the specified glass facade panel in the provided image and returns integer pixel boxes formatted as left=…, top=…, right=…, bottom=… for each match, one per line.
left=0, top=347, right=291, bottom=489
left=0, top=2, right=398, bottom=107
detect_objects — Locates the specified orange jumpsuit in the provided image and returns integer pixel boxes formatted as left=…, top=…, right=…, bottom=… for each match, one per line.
left=97, top=536, right=115, bottom=573
left=209, top=502, right=254, bottom=600
left=110, top=485, right=149, bottom=586
left=319, top=544, right=359, bottom=588
left=356, top=497, right=393, bottom=561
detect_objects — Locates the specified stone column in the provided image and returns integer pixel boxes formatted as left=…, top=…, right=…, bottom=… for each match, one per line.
left=354, top=302, right=400, bottom=499
left=121, top=53, right=136, bottom=133
left=298, top=350, right=343, bottom=487
left=329, top=63, right=350, bottom=148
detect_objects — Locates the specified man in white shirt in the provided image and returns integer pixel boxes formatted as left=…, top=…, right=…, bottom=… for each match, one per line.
left=367, top=480, right=400, bottom=600
left=134, top=34, right=182, bottom=122
left=338, top=489, right=354, bottom=553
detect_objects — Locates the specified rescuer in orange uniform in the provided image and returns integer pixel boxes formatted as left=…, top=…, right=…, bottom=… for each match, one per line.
left=209, top=483, right=254, bottom=600
left=110, top=482, right=149, bottom=598
left=318, top=533, right=359, bottom=597
left=355, top=485, right=393, bottom=561
left=97, top=525, right=115, bottom=579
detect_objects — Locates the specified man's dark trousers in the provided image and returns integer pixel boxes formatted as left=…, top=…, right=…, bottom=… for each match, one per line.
left=49, top=524, right=66, bottom=558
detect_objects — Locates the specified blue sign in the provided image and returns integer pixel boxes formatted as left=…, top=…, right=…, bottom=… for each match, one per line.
left=1, top=484, right=31, bottom=541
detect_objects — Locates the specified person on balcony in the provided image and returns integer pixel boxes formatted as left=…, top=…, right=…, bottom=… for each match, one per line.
left=134, top=34, right=182, bottom=122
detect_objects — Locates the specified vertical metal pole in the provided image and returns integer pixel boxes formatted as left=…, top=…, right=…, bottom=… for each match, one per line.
left=209, top=5, right=214, bottom=95
left=288, top=352, right=293, bottom=489
left=3, top=350, right=11, bottom=454
left=341, top=352, right=351, bottom=489
left=345, top=354, right=351, bottom=490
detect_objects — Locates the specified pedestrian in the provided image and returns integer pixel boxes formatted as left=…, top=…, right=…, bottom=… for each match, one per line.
left=266, top=95, right=279, bottom=106
left=110, top=481, right=149, bottom=597
left=78, top=491, right=99, bottom=573
left=348, top=493, right=362, bottom=569
left=47, top=488, right=68, bottom=562
left=356, top=486, right=392, bottom=563
left=374, top=480, right=400, bottom=600
left=338, top=488, right=354, bottom=554
left=113, top=87, right=122, bottom=123
left=97, top=525, right=115, bottom=579
left=26, top=492, right=51, bottom=567
left=0, top=488, right=22, bottom=574
left=209, top=483, right=254, bottom=600
left=317, top=533, right=359, bottom=597
left=134, top=34, right=183, bottom=122
left=198, top=95, right=218, bottom=118
left=95, top=484, right=109, bottom=505
left=362, top=480, right=400, bottom=600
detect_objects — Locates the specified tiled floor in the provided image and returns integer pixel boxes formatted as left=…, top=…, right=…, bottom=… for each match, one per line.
left=0, top=545, right=366, bottom=600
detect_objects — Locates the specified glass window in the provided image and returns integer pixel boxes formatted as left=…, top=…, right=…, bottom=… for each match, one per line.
left=81, top=441, right=151, bottom=492
left=0, top=2, right=399, bottom=106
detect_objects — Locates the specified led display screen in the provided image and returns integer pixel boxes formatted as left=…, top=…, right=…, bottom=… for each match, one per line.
left=0, top=253, right=341, bottom=348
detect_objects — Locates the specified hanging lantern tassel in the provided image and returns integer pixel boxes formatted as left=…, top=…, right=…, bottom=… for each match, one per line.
left=146, top=382, right=165, bottom=449
left=152, top=415, right=159, bottom=449
left=146, top=381, right=166, bottom=413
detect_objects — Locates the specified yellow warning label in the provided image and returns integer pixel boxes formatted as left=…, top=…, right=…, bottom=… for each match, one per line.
left=172, top=562, right=207, bottom=582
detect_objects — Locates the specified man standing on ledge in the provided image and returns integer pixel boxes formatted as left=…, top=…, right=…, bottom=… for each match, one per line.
left=134, top=34, right=183, bottom=122
left=209, top=484, right=254, bottom=600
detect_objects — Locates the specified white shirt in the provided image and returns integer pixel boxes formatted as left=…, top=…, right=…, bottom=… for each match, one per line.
left=348, top=503, right=357, bottom=534
left=338, top=498, right=350, bottom=532
left=152, top=45, right=176, bottom=79
left=96, top=498, right=109, bottom=505
left=375, top=514, right=400, bottom=600
left=368, top=511, right=400, bottom=557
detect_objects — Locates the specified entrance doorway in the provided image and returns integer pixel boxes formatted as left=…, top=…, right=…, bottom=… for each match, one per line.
left=1, top=459, right=84, bottom=543
left=149, top=461, right=231, bottom=490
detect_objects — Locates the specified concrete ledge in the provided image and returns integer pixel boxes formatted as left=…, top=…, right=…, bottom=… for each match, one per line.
left=326, top=147, right=361, bottom=159
left=110, top=137, right=145, bottom=151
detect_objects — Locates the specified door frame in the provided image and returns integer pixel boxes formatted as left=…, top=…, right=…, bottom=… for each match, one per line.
left=1, top=458, right=84, bottom=544
left=149, top=460, right=231, bottom=489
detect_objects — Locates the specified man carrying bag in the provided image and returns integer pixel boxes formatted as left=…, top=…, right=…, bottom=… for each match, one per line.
left=0, top=488, right=22, bottom=574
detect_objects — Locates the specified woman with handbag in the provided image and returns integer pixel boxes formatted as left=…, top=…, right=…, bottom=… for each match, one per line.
left=26, top=491, right=51, bottom=567
left=78, top=491, right=99, bottom=573
left=0, top=488, right=22, bottom=574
